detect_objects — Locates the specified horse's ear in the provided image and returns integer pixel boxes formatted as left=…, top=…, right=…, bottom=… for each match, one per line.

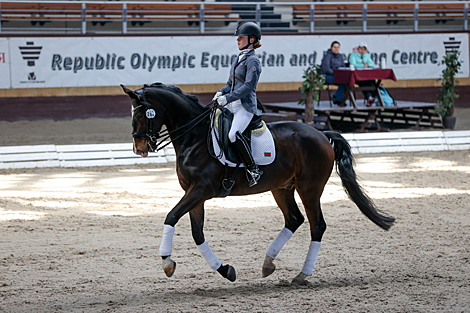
left=120, top=84, right=139, bottom=100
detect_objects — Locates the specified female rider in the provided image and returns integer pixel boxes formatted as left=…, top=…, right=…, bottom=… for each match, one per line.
left=213, top=22, right=263, bottom=187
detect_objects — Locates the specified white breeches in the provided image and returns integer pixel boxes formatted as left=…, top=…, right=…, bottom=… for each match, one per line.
left=226, top=100, right=254, bottom=143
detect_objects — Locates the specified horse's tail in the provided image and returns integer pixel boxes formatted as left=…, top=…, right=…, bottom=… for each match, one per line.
left=323, top=131, right=395, bottom=231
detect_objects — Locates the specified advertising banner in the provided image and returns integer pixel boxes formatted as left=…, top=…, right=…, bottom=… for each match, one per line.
left=3, top=33, right=469, bottom=89
left=0, top=39, right=11, bottom=89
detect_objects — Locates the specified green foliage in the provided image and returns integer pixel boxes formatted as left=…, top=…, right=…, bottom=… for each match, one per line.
left=298, top=65, right=325, bottom=107
left=436, top=50, right=461, bottom=117
left=298, top=66, right=325, bottom=123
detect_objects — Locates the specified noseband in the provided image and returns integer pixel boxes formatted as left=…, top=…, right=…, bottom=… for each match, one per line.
left=131, top=87, right=217, bottom=152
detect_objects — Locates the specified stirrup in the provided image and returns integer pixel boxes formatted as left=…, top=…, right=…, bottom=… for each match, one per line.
left=246, top=167, right=263, bottom=187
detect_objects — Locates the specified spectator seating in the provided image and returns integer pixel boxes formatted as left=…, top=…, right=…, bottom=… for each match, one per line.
left=0, top=1, right=467, bottom=34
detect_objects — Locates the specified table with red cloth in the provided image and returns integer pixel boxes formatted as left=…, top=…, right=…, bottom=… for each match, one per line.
left=333, top=68, right=397, bottom=108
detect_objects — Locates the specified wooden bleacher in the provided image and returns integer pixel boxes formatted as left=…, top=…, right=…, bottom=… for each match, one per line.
left=366, top=3, right=416, bottom=25
left=293, top=3, right=363, bottom=26
left=126, top=3, right=237, bottom=23
left=0, top=1, right=468, bottom=34
left=367, top=2, right=468, bottom=25
left=0, top=2, right=82, bottom=22
left=292, top=2, right=468, bottom=32
left=416, top=3, right=467, bottom=22
left=0, top=1, right=240, bottom=33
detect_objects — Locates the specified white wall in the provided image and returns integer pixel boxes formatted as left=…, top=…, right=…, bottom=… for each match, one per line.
left=0, top=33, right=468, bottom=89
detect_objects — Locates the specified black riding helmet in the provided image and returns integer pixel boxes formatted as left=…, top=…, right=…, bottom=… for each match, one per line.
left=234, top=22, right=261, bottom=50
left=234, top=22, right=261, bottom=40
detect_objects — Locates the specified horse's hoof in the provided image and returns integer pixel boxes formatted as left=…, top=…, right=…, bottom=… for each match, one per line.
left=291, top=272, right=308, bottom=286
left=162, top=257, right=176, bottom=277
left=262, top=256, right=276, bottom=278
left=226, top=265, right=236, bottom=282
left=217, top=264, right=236, bottom=282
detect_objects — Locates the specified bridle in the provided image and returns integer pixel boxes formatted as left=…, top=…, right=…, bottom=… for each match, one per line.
left=131, top=89, right=165, bottom=145
left=131, top=87, right=217, bottom=153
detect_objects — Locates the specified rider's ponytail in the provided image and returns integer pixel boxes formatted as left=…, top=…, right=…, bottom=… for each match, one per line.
left=253, top=40, right=262, bottom=49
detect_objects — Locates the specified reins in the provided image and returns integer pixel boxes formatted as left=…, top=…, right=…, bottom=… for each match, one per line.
left=152, top=105, right=216, bottom=152
left=132, top=87, right=218, bottom=153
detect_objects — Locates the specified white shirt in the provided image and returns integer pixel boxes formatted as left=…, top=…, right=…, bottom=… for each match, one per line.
left=238, top=49, right=253, bottom=63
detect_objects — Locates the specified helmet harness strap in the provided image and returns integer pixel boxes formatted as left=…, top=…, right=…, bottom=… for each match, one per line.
left=240, top=35, right=254, bottom=51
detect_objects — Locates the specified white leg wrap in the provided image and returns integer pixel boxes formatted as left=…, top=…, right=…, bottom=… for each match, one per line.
left=266, top=228, right=293, bottom=259
left=197, top=241, right=222, bottom=271
left=301, top=241, right=322, bottom=276
left=159, top=224, right=175, bottom=257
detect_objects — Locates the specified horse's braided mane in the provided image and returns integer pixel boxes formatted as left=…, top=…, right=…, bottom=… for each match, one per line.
left=145, top=82, right=207, bottom=109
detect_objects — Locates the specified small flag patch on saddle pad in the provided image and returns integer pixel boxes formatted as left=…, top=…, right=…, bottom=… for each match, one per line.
left=264, top=152, right=272, bottom=157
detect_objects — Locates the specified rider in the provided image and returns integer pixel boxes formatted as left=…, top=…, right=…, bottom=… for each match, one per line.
left=213, top=22, right=263, bottom=187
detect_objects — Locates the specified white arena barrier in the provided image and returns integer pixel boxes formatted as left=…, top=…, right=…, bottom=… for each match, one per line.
left=0, top=142, right=176, bottom=169
left=0, top=131, right=468, bottom=170
left=341, top=130, right=470, bottom=155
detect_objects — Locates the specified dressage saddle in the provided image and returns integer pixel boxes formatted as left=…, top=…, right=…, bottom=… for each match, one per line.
left=216, top=107, right=264, bottom=164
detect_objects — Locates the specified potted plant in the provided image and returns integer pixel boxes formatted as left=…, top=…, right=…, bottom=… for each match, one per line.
left=436, top=50, right=461, bottom=129
left=299, top=65, right=325, bottom=123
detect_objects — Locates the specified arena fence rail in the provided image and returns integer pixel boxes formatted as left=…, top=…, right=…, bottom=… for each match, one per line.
left=0, top=130, right=469, bottom=169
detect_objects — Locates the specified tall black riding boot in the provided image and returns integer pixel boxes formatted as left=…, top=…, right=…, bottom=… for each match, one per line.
left=233, top=132, right=263, bottom=187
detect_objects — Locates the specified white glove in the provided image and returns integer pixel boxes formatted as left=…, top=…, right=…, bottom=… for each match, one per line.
left=212, top=91, right=222, bottom=101
left=217, top=95, right=227, bottom=106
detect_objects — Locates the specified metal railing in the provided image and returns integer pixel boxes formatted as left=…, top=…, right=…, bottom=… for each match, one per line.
left=0, top=1, right=468, bottom=35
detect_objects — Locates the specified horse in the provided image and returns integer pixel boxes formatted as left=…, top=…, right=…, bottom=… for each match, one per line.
left=121, top=83, right=395, bottom=286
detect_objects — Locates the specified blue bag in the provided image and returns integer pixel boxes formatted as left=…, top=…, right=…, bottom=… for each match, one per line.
left=375, top=86, right=396, bottom=107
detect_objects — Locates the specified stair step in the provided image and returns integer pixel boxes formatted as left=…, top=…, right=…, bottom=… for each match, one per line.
left=261, top=22, right=290, bottom=27
left=232, top=5, right=274, bottom=13
left=217, top=0, right=267, bottom=2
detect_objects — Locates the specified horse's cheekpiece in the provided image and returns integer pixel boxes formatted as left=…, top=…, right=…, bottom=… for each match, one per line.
left=211, top=109, right=275, bottom=167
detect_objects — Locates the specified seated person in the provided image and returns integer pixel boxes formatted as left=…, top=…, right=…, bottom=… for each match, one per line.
left=320, top=41, right=347, bottom=105
left=349, top=42, right=377, bottom=106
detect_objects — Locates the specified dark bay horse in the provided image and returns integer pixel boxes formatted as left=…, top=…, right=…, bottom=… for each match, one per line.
left=121, top=83, right=394, bottom=285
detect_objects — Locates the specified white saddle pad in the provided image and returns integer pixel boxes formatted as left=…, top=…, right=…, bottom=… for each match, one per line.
left=211, top=121, right=276, bottom=167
